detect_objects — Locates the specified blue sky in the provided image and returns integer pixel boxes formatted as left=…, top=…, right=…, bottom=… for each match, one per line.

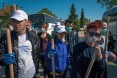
left=0, top=0, right=107, bottom=21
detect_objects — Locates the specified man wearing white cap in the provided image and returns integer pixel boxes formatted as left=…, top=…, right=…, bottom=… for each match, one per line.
left=10, top=10, right=28, bottom=34
left=45, top=25, right=70, bottom=78
left=0, top=10, right=40, bottom=78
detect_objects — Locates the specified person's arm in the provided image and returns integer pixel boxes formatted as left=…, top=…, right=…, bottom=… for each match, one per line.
left=75, top=30, right=79, bottom=43
left=0, top=34, right=6, bottom=65
left=32, top=33, right=40, bottom=77
left=95, top=47, right=106, bottom=72
left=47, top=33, right=51, bottom=42
left=71, top=42, right=85, bottom=78
left=71, top=44, right=79, bottom=78
left=45, top=42, right=51, bottom=60
left=66, top=43, right=70, bottom=67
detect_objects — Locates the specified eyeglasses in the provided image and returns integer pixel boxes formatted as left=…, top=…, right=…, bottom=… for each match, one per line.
left=88, top=32, right=101, bottom=37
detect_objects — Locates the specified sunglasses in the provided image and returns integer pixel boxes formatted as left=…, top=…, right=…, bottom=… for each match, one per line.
left=88, top=32, right=101, bottom=37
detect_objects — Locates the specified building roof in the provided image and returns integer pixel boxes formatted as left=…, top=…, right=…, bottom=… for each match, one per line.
left=0, top=5, right=18, bottom=16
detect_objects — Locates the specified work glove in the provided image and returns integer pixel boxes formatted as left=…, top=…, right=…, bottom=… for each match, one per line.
left=48, top=49, right=56, bottom=58
left=3, top=52, right=15, bottom=65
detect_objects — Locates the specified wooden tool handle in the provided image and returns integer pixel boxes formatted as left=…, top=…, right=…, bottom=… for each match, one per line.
left=7, top=29, right=12, bottom=53
left=6, top=29, right=14, bottom=78
left=104, top=30, right=109, bottom=53
left=51, top=39, right=54, bottom=49
left=51, top=39, right=55, bottom=78
left=84, top=51, right=96, bottom=78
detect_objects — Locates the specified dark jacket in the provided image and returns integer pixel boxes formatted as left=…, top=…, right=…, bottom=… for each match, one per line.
left=0, top=30, right=39, bottom=78
left=72, top=41, right=107, bottom=78
left=45, top=39, right=70, bottom=73
left=37, top=32, right=51, bottom=54
left=65, top=30, right=79, bottom=56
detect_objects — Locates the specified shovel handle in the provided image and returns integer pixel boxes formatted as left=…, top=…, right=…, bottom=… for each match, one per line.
left=51, top=39, right=55, bottom=78
left=7, top=29, right=14, bottom=78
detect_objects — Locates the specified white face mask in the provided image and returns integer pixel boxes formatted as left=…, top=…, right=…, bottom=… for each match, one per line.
left=39, top=28, right=46, bottom=32
left=87, top=36, right=98, bottom=43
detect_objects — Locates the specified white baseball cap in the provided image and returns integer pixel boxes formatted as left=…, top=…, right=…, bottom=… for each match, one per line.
left=10, top=10, right=28, bottom=21
left=55, top=25, right=67, bottom=33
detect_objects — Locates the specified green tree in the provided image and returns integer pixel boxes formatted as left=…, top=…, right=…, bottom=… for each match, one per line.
left=88, top=19, right=90, bottom=23
left=0, top=7, right=14, bottom=31
left=97, top=0, right=117, bottom=9
left=80, top=8, right=85, bottom=28
left=68, top=3, right=78, bottom=21
left=74, top=18, right=80, bottom=30
left=37, top=8, right=57, bottom=17
left=84, top=18, right=89, bottom=24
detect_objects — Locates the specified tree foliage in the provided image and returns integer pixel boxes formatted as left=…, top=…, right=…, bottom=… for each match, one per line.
left=80, top=8, right=85, bottom=28
left=84, top=18, right=89, bottom=24
left=73, top=18, right=80, bottom=30
left=0, top=8, right=13, bottom=31
left=97, top=0, right=117, bottom=9
left=37, top=8, right=57, bottom=17
left=68, top=3, right=78, bottom=21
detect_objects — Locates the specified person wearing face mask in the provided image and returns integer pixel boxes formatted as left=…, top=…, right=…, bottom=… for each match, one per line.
left=101, top=22, right=115, bottom=52
left=71, top=22, right=107, bottom=78
left=0, top=10, right=40, bottom=78
left=64, top=19, right=79, bottom=78
left=99, top=22, right=107, bottom=50
left=65, top=19, right=79, bottom=54
left=37, top=23, right=51, bottom=78
left=45, top=25, right=70, bottom=78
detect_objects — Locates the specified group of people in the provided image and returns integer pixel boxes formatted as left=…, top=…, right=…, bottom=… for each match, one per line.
left=0, top=9, right=109, bottom=78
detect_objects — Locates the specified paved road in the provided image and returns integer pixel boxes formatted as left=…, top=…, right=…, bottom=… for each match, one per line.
left=107, top=61, right=117, bottom=78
